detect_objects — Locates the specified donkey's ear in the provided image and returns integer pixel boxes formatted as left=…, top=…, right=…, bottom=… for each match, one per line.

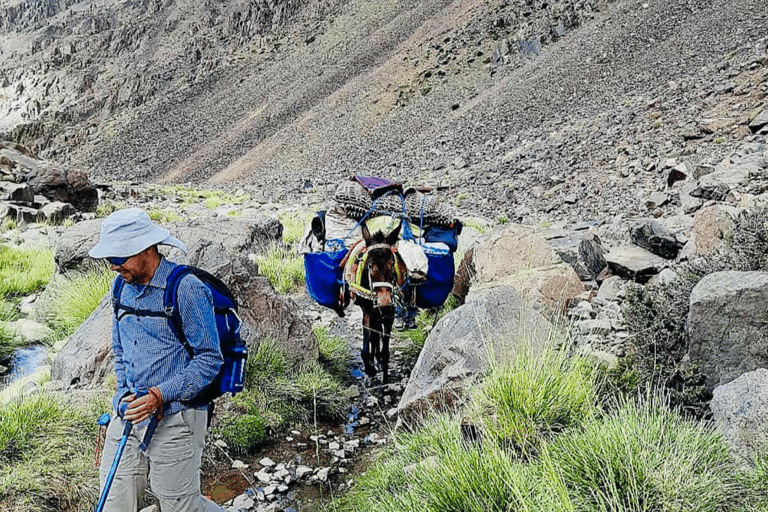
left=361, top=222, right=372, bottom=243
left=386, top=221, right=402, bottom=246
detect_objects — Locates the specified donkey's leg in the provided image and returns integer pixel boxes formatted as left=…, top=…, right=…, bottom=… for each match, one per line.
left=361, top=310, right=377, bottom=378
left=380, top=314, right=394, bottom=384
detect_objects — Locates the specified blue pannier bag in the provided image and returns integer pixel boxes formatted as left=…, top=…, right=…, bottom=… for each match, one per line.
left=304, top=240, right=348, bottom=310
left=423, top=220, right=463, bottom=253
left=112, top=265, right=247, bottom=406
left=415, top=246, right=455, bottom=309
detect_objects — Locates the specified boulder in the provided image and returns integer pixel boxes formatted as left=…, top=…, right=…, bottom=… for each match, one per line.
left=26, top=166, right=98, bottom=212
left=170, top=215, right=282, bottom=255
left=454, top=224, right=584, bottom=315
left=693, top=204, right=738, bottom=256
left=0, top=182, right=33, bottom=203
left=629, top=219, right=684, bottom=259
left=544, top=229, right=606, bottom=281
left=749, top=108, right=768, bottom=133
left=711, top=369, right=768, bottom=463
left=687, top=271, right=768, bottom=391
left=604, top=245, right=667, bottom=283
left=54, top=218, right=102, bottom=271
left=397, top=284, right=555, bottom=426
left=50, top=296, right=113, bottom=387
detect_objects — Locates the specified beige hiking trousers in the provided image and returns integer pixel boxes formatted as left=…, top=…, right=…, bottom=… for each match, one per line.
left=98, top=408, right=222, bottom=512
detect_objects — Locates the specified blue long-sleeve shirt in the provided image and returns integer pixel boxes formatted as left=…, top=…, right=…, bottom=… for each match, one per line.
left=111, top=257, right=223, bottom=416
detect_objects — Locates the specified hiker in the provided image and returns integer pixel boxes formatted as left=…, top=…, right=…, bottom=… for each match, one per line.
left=89, top=208, right=224, bottom=512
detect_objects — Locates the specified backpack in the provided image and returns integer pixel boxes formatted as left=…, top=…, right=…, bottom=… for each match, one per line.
left=111, top=265, right=248, bottom=407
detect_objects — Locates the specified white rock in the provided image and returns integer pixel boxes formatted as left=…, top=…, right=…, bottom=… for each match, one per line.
left=296, top=465, right=314, bottom=479
left=254, top=470, right=271, bottom=483
left=317, top=467, right=331, bottom=482
left=231, top=460, right=249, bottom=470
left=231, top=494, right=254, bottom=509
left=259, top=457, right=276, bottom=468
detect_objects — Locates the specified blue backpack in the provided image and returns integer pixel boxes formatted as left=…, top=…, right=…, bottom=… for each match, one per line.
left=111, top=265, right=247, bottom=406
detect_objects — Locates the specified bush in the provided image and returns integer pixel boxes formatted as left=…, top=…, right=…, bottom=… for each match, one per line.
left=253, top=242, right=305, bottom=294
left=220, top=413, right=268, bottom=455
left=467, top=346, right=599, bottom=455
left=550, top=396, right=749, bottom=512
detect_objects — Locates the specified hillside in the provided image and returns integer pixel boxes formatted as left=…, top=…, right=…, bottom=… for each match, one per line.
left=2, top=0, right=766, bottom=223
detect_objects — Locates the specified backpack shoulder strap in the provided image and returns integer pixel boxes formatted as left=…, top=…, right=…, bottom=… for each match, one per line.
left=165, top=264, right=194, bottom=358
left=111, top=275, right=125, bottom=316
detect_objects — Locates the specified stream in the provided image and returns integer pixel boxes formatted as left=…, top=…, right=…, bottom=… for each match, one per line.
left=0, top=344, right=48, bottom=389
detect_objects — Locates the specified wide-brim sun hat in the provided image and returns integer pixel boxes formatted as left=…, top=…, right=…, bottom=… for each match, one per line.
left=88, top=208, right=188, bottom=258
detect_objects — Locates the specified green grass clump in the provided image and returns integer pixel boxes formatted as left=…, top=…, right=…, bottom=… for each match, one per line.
left=314, top=326, right=351, bottom=381
left=550, top=396, right=748, bottom=512
left=220, top=413, right=268, bottom=455
left=147, top=208, right=181, bottom=224
left=279, top=210, right=314, bottom=244
left=467, top=346, right=599, bottom=455
left=253, top=242, right=305, bottom=294
left=39, top=268, right=114, bottom=339
left=0, top=246, right=55, bottom=298
left=0, top=391, right=111, bottom=512
left=240, top=338, right=346, bottom=428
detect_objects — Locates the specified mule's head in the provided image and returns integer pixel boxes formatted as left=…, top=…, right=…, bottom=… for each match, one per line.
left=361, top=221, right=403, bottom=308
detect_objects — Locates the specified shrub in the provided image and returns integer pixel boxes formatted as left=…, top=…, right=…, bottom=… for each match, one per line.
left=314, top=326, right=350, bottom=381
left=220, top=413, right=268, bottom=455
left=549, top=396, right=749, bottom=512
left=253, top=242, right=305, bottom=294
left=466, top=346, right=599, bottom=455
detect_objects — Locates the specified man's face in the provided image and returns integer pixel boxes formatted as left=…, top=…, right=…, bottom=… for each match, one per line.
left=110, top=249, right=154, bottom=285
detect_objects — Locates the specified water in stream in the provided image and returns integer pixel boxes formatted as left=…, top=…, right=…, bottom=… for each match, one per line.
left=0, top=344, right=48, bottom=389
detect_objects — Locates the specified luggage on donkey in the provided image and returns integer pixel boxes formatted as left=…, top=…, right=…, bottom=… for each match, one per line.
left=301, top=175, right=462, bottom=314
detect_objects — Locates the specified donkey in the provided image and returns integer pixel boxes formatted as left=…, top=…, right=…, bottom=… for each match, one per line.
left=349, top=220, right=407, bottom=384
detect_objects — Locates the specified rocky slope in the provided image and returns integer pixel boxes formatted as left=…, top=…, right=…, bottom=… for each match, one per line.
left=2, top=0, right=764, bottom=226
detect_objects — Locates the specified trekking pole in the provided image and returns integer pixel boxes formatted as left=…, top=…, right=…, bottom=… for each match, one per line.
left=95, top=389, right=160, bottom=512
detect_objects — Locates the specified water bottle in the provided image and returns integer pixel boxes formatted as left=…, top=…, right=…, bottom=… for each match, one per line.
left=220, top=342, right=247, bottom=394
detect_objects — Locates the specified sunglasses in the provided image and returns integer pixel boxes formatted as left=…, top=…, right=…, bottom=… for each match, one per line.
left=106, top=256, right=131, bottom=266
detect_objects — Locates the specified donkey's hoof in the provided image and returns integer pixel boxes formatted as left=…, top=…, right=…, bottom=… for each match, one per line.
left=363, top=364, right=378, bottom=378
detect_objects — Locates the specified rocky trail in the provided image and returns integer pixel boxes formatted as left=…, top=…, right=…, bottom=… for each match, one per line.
left=199, top=295, right=420, bottom=512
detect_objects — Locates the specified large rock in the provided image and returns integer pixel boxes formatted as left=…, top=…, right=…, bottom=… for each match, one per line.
left=51, top=242, right=318, bottom=388
left=687, top=271, right=768, bottom=391
left=397, top=284, right=555, bottom=426
left=454, top=224, right=584, bottom=315
left=55, top=214, right=282, bottom=271
left=50, top=296, right=113, bottom=387
left=711, top=369, right=768, bottom=463
left=604, top=245, right=667, bottom=283
left=693, top=204, right=738, bottom=256
left=26, top=165, right=98, bottom=212
left=629, top=219, right=684, bottom=260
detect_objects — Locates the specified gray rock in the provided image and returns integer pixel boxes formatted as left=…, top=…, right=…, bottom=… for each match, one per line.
left=604, top=245, right=667, bottom=283
left=629, top=219, right=684, bottom=259
left=40, top=201, right=76, bottom=223
left=397, top=284, right=555, bottom=426
left=749, top=108, right=768, bottom=133
left=687, top=271, right=768, bottom=391
left=26, top=166, right=98, bottom=212
left=711, top=368, right=768, bottom=463
left=0, top=182, right=33, bottom=203
left=54, top=218, right=102, bottom=271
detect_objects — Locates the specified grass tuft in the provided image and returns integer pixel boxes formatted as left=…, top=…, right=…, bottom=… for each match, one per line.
left=0, top=246, right=55, bottom=298
left=253, top=242, right=305, bottom=294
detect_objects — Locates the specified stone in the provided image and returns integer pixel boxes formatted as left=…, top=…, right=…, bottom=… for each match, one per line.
left=604, top=245, right=667, bottom=283
left=231, top=494, right=254, bottom=509
left=629, top=219, right=684, bottom=259
left=458, top=224, right=584, bottom=316
left=295, top=465, right=313, bottom=479
left=749, top=108, right=768, bottom=133
left=398, top=285, right=555, bottom=426
left=693, top=205, right=737, bottom=256
left=0, top=182, right=33, bottom=203
left=711, top=368, right=768, bottom=463
left=259, top=457, right=276, bottom=468
left=40, top=201, right=75, bottom=223
left=688, top=271, right=768, bottom=391
left=26, top=166, right=98, bottom=212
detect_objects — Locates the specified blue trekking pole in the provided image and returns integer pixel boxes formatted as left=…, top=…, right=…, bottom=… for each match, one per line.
left=95, top=389, right=161, bottom=512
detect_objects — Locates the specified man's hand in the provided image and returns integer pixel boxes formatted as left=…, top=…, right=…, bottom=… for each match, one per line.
left=123, top=387, right=163, bottom=424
